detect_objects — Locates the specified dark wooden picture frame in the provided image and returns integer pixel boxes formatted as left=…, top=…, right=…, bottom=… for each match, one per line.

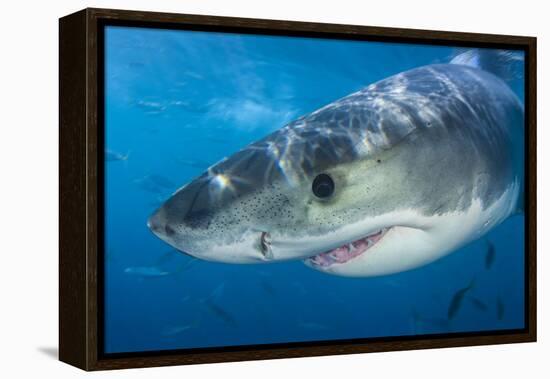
left=59, top=7, right=536, bottom=371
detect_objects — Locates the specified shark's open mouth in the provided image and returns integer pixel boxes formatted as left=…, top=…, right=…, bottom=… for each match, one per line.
left=307, top=227, right=390, bottom=268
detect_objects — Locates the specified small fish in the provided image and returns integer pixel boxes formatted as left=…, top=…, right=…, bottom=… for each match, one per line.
left=410, top=307, right=450, bottom=333
left=174, top=157, right=211, bottom=170
left=259, top=279, right=276, bottom=297
left=204, top=283, right=226, bottom=302
left=169, top=100, right=209, bottom=114
left=134, top=174, right=176, bottom=194
left=154, top=250, right=179, bottom=266
left=124, top=253, right=197, bottom=279
left=127, top=61, right=146, bottom=69
left=162, top=317, right=201, bottom=336
left=161, top=325, right=194, bottom=336
left=496, top=297, right=505, bottom=320
left=135, top=100, right=166, bottom=113
left=469, top=297, right=489, bottom=311
left=124, top=266, right=170, bottom=277
left=147, top=174, right=176, bottom=189
left=105, top=149, right=129, bottom=162
left=447, top=279, right=476, bottom=320
left=199, top=283, right=234, bottom=325
left=204, top=300, right=237, bottom=326
left=485, top=241, right=496, bottom=270
left=183, top=71, right=204, bottom=80
left=299, top=322, right=328, bottom=331
left=173, top=257, right=198, bottom=274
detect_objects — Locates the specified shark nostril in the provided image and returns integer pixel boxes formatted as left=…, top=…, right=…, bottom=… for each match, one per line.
left=147, top=208, right=170, bottom=236
left=147, top=215, right=161, bottom=232
left=165, top=224, right=176, bottom=236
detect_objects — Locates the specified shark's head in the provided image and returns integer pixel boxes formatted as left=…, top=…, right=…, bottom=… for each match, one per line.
left=148, top=65, right=522, bottom=276
left=149, top=111, right=448, bottom=275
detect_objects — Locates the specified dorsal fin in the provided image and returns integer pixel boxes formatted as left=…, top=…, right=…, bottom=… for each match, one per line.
left=450, top=49, right=524, bottom=83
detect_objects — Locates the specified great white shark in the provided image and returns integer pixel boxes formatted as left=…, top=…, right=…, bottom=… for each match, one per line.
left=148, top=50, right=524, bottom=277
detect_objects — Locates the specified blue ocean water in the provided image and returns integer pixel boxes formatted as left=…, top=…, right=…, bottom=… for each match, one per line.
left=104, top=26, right=525, bottom=354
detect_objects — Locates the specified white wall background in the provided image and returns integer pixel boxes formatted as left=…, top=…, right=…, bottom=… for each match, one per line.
left=0, top=0, right=547, bottom=377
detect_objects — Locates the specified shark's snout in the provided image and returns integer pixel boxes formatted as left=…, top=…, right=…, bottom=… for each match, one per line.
left=147, top=206, right=176, bottom=239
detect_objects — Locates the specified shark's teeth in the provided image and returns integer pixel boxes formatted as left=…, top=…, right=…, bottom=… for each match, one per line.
left=308, top=227, right=391, bottom=268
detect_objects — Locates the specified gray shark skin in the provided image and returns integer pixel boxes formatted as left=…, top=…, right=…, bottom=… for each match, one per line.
left=148, top=63, right=524, bottom=277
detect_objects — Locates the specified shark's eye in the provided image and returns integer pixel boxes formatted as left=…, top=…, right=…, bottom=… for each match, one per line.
left=312, top=173, right=335, bottom=199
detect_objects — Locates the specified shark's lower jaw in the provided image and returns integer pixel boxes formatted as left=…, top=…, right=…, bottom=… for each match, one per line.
left=307, top=227, right=390, bottom=268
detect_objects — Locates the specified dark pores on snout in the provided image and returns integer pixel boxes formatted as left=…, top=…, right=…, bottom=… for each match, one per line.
left=155, top=163, right=360, bottom=253
left=154, top=173, right=307, bottom=251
